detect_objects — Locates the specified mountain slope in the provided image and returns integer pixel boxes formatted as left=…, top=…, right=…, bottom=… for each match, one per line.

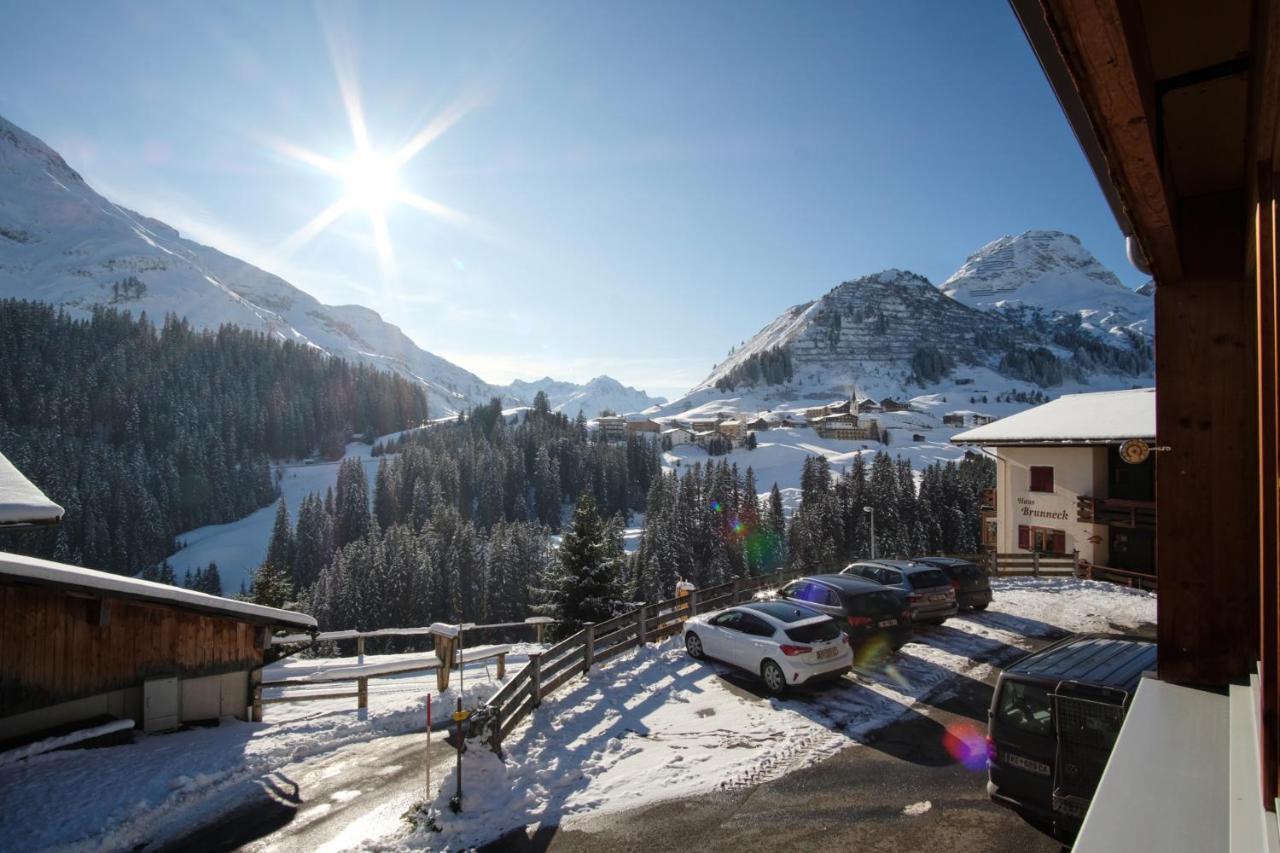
left=941, top=230, right=1152, bottom=340
left=499, top=375, right=666, bottom=417
left=0, top=115, right=497, bottom=416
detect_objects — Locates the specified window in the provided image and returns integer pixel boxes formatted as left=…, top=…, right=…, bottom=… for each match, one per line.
left=1019, top=525, right=1067, bottom=554
left=738, top=614, right=775, bottom=638
left=1029, top=465, right=1054, bottom=493
left=785, top=619, right=841, bottom=643
left=883, top=570, right=902, bottom=585
left=907, top=570, right=949, bottom=589
left=996, top=681, right=1053, bottom=737
left=711, top=611, right=742, bottom=630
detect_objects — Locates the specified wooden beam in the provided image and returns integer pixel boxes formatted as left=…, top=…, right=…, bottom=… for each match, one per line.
left=1257, top=164, right=1279, bottom=806
left=1041, top=0, right=1182, bottom=279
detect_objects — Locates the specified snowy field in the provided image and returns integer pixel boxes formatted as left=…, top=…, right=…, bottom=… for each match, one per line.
left=0, top=579, right=1153, bottom=852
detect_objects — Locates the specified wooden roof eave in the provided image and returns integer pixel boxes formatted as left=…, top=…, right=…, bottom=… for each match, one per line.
left=1011, top=0, right=1183, bottom=281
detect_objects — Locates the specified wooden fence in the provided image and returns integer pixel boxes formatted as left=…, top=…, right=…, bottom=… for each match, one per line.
left=476, top=567, right=808, bottom=753
left=1079, top=561, right=1158, bottom=591
left=988, top=551, right=1081, bottom=578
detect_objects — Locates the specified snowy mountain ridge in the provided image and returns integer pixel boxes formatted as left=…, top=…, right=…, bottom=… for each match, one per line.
left=498, top=375, right=666, bottom=417
left=0, top=115, right=673, bottom=418
left=666, top=233, right=1152, bottom=416
left=942, top=229, right=1152, bottom=339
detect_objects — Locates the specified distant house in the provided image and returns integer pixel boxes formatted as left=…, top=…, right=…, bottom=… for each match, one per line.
left=746, top=416, right=771, bottom=432
left=943, top=410, right=996, bottom=428
left=626, top=418, right=661, bottom=435
left=690, top=430, right=719, bottom=448
left=717, top=419, right=745, bottom=439
left=912, top=433, right=927, bottom=442
left=597, top=416, right=628, bottom=441
left=662, top=427, right=692, bottom=446
left=825, top=400, right=852, bottom=415
left=684, top=417, right=720, bottom=433
left=880, top=397, right=909, bottom=413
left=814, top=412, right=875, bottom=440
left=856, top=398, right=883, bottom=414
left=803, top=405, right=829, bottom=421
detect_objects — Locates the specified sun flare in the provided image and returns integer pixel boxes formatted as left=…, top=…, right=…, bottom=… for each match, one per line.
left=338, top=150, right=401, bottom=214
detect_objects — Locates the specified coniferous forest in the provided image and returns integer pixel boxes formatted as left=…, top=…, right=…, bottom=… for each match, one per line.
left=0, top=300, right=428, bottom=575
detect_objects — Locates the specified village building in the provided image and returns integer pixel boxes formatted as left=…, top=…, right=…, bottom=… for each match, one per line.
left=812, top=412, right=875, bottom=441
left=0, top=452, right=316, bottom=742
left=682, top=417, right=720, bottom=433
left=951, top=388, right=1155, bottom=574
left=879, top=397, right=909, bottom=413
left=625, top=418, right=661, bottom=435
left=595, top=415, right=628, bottom=442
left=942, top=410, right=995, bottom=428
left=745, top=416, right=771, bottom=432
left=661, top=427, right=692, bottom=446
left=855, top=398, right=883, bottom=414
left=716, top=419, right=745, bottom=440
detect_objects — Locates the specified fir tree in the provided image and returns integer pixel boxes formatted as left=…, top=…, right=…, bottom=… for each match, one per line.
left=537, top=495, right=624, bottom=631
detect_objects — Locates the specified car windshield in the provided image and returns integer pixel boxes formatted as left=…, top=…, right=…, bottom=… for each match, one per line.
left=947, top=563, right=984, bottom=580
left=997, top=680, right=1053, bottom=737
left=785, top=619, right=841, bottom=643
left=907, top=569, right=949, bottom=589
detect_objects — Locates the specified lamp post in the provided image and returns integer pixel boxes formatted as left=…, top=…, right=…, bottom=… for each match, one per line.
left=863, top=505, right=876, bottom=559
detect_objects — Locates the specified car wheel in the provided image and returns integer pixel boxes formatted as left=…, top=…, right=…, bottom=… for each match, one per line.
left=973, top=603, right=989, bottom=611
left=761, top=659, right=787, bottom=694
left=685, top=632, right=705, bottom=659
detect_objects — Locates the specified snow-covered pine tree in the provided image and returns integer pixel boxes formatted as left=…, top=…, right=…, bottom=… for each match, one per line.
left=537, top=495, right=624, bottom=633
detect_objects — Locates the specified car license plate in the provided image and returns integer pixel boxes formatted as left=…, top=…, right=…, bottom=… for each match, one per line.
left=878, top=619, right=897, bottom=628
left=1004, top=752, right=1051, bottom=776
left=816, top=647, right=839, bottom=660
left=929, top=594, right=947, bottom=602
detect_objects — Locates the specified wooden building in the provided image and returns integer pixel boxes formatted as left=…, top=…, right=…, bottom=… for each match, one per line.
left=856, top=398, right=883, bottom=414
left=717, top=419, right=745, bottom=440
left=625, top=418, right=661, bottom=435
left=0, top=551, right=315, bottom=741
left=879, top=397, right=909, bottom=413
left=661, top=427, right=692, bottom=446
left=1009, top=1, right=1280, bottom=846
left=813, top=412, right=874, bottom=441
left=746, top=416, right=771, bottom=432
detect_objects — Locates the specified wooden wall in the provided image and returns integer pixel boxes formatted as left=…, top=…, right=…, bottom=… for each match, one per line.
left=0, top=583, right=263, bottom=718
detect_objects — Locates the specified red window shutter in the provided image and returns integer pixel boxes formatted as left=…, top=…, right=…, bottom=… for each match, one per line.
left=1018, top=525, right=1030, bottom=549
left=1052, top=530, right=1066, bottom=554
left=1029, top=466, right=1054, bottom=492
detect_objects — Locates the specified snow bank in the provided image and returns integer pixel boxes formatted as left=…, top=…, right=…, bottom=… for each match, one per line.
left=0, top=719, right=134, bottom=769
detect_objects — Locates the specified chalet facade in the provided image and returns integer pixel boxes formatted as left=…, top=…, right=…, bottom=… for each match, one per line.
left=856, top=398, right=883, bottom=414
left=942, top=410, right=995, bottom=428
left=625, top=418, right=661, bottom=435
left=717, top=419, right=745, bottom=440
left=952, top=388, right=1155, bottom=573
left=746, top=416, right=771, bottom=431
left=880, top=397, right=909, bottom=413
left=661, top=427, right=691, bottom=446
left=812, top=412, right=876, bottom=441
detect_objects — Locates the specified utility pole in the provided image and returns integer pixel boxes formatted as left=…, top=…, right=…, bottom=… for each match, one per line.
left=863, top=505, right=876, bottom=559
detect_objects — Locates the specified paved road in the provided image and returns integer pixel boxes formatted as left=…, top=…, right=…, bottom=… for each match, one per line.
left=153, top=728, right=458, bottom=853
left=483, top=660, right=1059, bottom=853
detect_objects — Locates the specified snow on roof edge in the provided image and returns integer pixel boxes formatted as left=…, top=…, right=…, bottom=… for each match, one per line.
left=0, top=451, right=64, bottom=526
left=0, top=551, right=316, bottom=628
left=952, top=387, right=1155, bottom=446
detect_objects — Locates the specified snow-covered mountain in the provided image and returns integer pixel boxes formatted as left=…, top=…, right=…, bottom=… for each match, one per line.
left=942, top=230, right=1152, bottom=340
left=0, top=115, right=505, bottom=416
left=499, top=375, right=666, bottom=417
left=665, top=234, right=1152, bottom=415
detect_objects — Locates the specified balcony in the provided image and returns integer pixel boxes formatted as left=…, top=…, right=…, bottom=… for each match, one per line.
left=1076, top=496, right=1156, bottom=530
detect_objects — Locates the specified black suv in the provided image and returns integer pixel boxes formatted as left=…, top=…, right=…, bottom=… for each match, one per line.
left=913, top=556, right=993, bottom=611
left=840, top=559, right=957, bottom=623
left=987, top=634, right=1155, bottom=844
left=777, top=574, right=912, bottom=651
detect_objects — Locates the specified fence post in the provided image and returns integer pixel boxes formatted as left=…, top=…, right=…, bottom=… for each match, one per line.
left=490, top=703, right=504, bottom=754
left=583, top=622, right=596, bottom=671
left=530, top=652, right=543, bottom=707
left=358, top=676, right=368, bottom=721
left=357, top=635, right=366, bottom=665
left=496, top=652, right=506, bottom=680
left=637, top=603, right=648, bottom=645
left=991, top=551, right=999, bottom=576
left=731, top=577, right=743, bottom=604
left=1073, top=549, right=1080, bottom=579
left=688, top=589, right=700, bottom=618
left=1033, top=551, right=1040, bottom=579
left=535, top=623, right=545, bottom=645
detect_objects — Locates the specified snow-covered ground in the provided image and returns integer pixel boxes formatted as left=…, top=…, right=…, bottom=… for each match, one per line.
left=0, top=579, right=1152, bottom=852
left=391, top=578, right=1155, bottom=851
left=165, top=441, right=381, bottom=595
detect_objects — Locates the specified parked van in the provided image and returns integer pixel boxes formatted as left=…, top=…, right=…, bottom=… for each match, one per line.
left=986, top=634, right=1155, bottom=843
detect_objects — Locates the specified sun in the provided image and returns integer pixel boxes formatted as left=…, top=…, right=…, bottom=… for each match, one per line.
left=338, top=150, right=401, bottom=214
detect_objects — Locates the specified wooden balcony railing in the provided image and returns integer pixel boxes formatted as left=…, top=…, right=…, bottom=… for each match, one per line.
left=1077, top=496, right=1156, bottom=530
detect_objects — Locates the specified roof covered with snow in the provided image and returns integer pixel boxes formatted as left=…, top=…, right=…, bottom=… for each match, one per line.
left=0, top=451, right=63, bottom=528
left=0, top=550, right=317, bottom=628
left=952, top=387, right=1155, bottom=446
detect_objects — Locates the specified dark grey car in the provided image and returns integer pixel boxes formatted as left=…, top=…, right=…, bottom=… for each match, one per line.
left=913, top=556, right=994, bottom=610
left=840, top=559, right=958, bottom=623
left=777, top=574, right=913, bottom=651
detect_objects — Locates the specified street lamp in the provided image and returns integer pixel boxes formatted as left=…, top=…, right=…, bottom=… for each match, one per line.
left=863, top=505, right=876, bottom=559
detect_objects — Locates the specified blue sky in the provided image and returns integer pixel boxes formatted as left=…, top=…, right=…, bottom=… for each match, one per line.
left=0, top=2, right=1138, bottom=400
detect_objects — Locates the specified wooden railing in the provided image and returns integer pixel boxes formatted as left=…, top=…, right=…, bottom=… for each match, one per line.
left=1077, top=496, right=1156, bottom=530
left=988, top=551, right=1080, bottom=578
left=1079, top=561, right=1158, bottom=591
left=477, top=567, right=808, bottom=753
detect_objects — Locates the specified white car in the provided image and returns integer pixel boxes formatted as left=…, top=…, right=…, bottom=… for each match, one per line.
left=683, top=601, right=853, bottom=693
